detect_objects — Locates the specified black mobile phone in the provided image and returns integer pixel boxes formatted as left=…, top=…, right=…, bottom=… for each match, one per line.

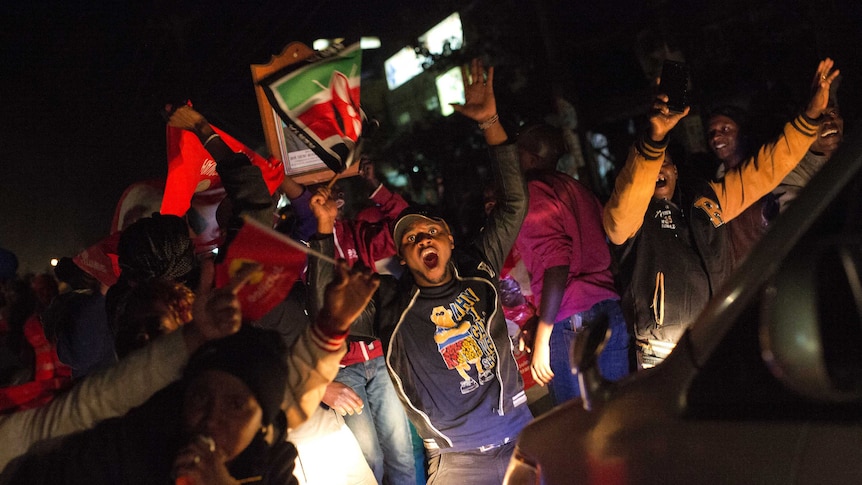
left=659, top=60, right=690, bottom=113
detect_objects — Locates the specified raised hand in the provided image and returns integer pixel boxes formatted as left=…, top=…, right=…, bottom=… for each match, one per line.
left=806, top=58, right=839, bottom=119
left=648, top=94, right=690, bottom=142
left=166, top=105, right=211, bottom=135
left=358, top=156, right=380, bottom=191
left=451, top=58, right=497, bottom=123
left=309, top=186, right=339, bottom=234
left=316, top=261, right=380, bottom=335
left=183, top=258, right=260, bottom=352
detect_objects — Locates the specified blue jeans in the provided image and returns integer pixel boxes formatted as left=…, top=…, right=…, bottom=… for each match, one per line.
left=426, top=441, right=515, bottom=485
left=337, top=355, right=418, bottom=485
left=547, top=298, right=630, bottom=405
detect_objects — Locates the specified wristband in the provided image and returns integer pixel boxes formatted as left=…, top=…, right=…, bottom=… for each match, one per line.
left=478, top=113, right=499, bottom=130
left=203, top=133, right=220, bottom=147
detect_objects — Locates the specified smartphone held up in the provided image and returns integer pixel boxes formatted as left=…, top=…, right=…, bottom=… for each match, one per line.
left=659, top=60, right=690, bottom=113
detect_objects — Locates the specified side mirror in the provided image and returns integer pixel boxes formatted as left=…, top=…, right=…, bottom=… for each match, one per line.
left=760, top=239, right=862, bottom=402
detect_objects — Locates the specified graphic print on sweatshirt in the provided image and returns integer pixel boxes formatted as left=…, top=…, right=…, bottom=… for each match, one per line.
left=430, top=287, right=497, bottom=394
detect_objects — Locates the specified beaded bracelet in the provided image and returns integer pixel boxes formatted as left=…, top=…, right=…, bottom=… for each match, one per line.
left=478, top=113, right=499, bottom=130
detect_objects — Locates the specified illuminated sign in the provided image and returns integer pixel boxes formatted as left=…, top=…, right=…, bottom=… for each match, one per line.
left=384, top=12, right=463, bottom=91
left=384, top=47, right=426, bottom=90
left=419, top=12, right=463, bottom=56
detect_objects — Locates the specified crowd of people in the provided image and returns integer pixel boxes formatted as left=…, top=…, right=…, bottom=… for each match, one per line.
left=0, top=50, right=843, bottom=485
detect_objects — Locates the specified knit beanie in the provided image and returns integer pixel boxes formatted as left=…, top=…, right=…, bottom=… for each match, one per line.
left=184, top=326, right=288, bottom=426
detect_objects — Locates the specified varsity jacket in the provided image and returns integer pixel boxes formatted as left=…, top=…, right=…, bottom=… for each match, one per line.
left=604, top=113, right=820, bottom=343
left=308, top=143, right=532, bottom=452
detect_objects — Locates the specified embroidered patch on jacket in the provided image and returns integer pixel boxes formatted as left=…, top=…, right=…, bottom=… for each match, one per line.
left=653, top=208, right=676, bottom=230
left=693, top=196, right=725, bottom=227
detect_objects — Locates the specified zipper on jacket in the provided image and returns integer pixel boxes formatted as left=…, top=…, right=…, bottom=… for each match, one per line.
left=386, top=288, right=454, bottom=448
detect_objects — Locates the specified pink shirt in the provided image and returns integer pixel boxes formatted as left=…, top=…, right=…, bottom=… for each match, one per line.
left=515, top=172, right=619, bottom=322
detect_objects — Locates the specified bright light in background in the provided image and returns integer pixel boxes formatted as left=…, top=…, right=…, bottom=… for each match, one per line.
left=385, top=12, right=463, bottom=91
left=418, top=12, right=463, bottom=55
left=360, top=37, right=381, bottom=49
left=435, top=66, right=465, bottom=116
left=313, top=37, right=380, bottom=51
left=50, top=258, right=59, bottom=267
left=384, top=47, right=426, bottom=90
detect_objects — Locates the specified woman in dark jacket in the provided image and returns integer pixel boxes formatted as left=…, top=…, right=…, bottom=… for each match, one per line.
left=9, top=325, right=297, bottom=485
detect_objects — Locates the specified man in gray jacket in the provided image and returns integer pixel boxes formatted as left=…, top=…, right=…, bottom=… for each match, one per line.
left=308, top=59, right=532, bottom=485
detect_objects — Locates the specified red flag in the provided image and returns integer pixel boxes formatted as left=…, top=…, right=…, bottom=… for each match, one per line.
left=73, top=232, right=122, bottom=287
left=161, top=123, right=285, bottom=217
left=216, top=217, right=308, bottom=321
left=110, top=179, right=166, bottom=234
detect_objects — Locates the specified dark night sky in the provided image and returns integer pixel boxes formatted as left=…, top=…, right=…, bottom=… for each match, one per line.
left=0, top=0, right=416, bottom=273
left=1, top=0, right=861, bottom=273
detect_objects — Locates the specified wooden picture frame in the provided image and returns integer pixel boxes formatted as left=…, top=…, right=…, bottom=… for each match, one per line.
left=250, top=42, right=358, bottom=185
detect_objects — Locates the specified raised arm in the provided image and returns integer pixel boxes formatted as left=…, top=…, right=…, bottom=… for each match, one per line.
left=603, top=95, right=689, bottom=245
left=283, top=259, right=379, bottom=428
left=708, top=58, right=839, bottom=221
left=451, top=58, right=508, bottom=146
left=359, top=157, right=409, bottom=221
left=166, top=105, right=273, bottom=231
left=452, top=59, right=527, bottom=268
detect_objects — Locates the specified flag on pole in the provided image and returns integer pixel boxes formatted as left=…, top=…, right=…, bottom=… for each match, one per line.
left=215, top=217, right=310, bottom=321
left=161, top=118, right=285, bottom=253
left=161, top=123, right=285, bottom=217
left=260, top=42, right=364, bottom=174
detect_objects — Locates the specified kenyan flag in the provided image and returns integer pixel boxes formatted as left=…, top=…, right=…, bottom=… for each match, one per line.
left=260, top=42, right=363, bottom=174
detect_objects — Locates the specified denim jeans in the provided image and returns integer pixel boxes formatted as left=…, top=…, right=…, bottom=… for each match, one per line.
left=337, top=355, right=418, bottom=485
left=426, top=441, right=515, bottom=485
left=547, top=298, right=630, bottom=405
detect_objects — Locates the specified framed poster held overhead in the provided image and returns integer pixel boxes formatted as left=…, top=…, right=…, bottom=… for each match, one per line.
left=250, top=42, right=360, bottom=185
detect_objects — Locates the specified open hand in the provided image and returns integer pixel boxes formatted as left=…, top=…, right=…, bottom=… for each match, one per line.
left=186, top=258, right=259, bottom=348
left=806, top=58, right=839, bottom=119
left=317, top=261, right=380, bottom=334
left=451, top=58, right=497, bottom=123
left=648, top=94, right=690, bottom=142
